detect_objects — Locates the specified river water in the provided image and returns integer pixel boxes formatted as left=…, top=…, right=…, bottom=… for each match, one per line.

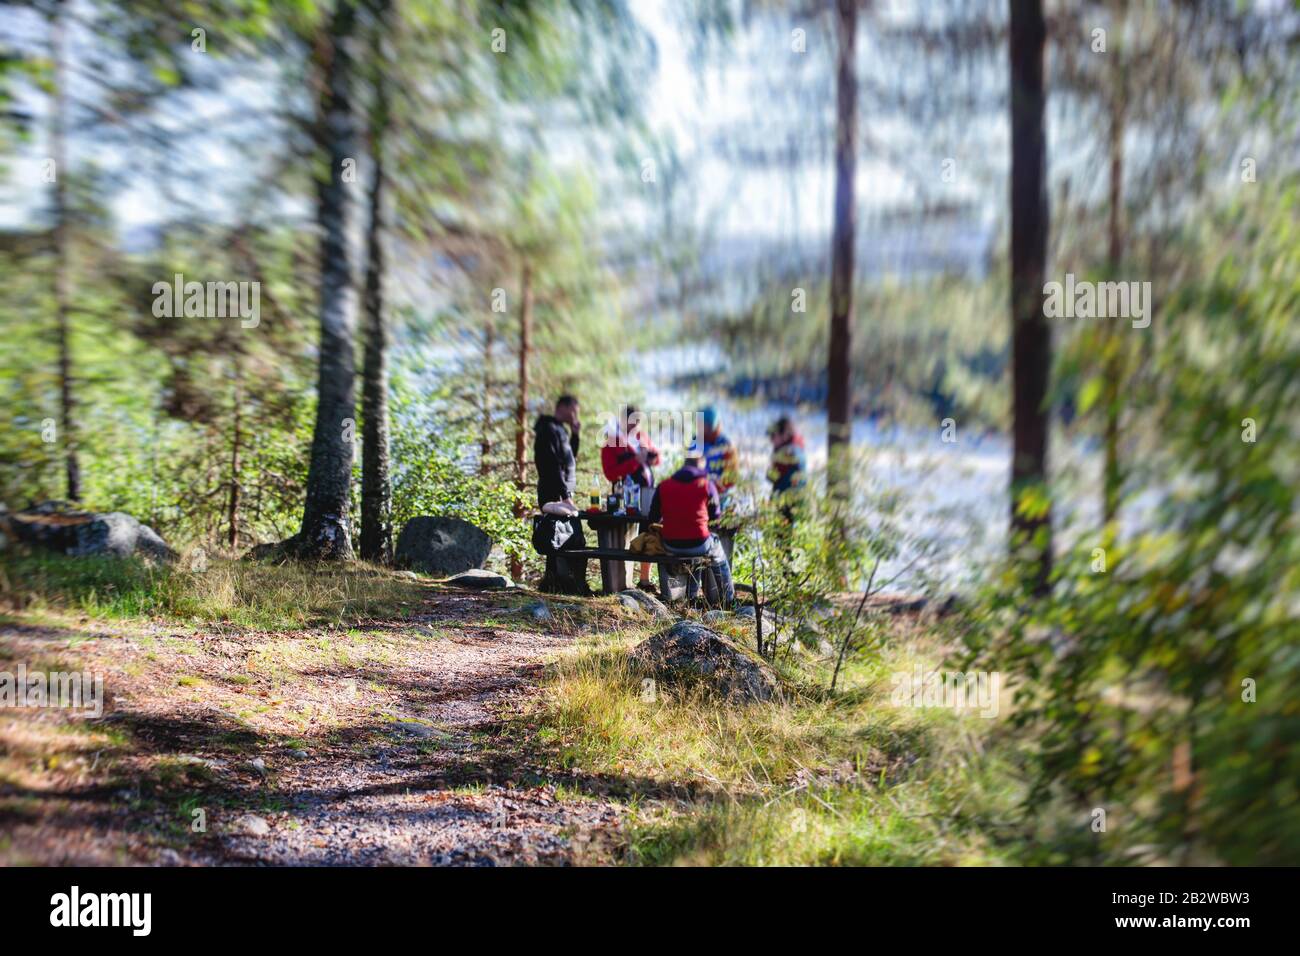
left=638, top=344, right=1109, bottom=593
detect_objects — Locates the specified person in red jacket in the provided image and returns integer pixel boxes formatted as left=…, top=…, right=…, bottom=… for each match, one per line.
left=648, top=453, right=736, bottom=604
left=602, top=406, right=660, bottom=590
left=600, top=405, right=659, bottom=488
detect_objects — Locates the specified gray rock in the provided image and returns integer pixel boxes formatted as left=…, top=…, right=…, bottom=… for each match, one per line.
left=393, top=719, right=438, bottom=738
left=616, top=588, right=674, bottom=621
left=702, top=609, right=733, bottom=624
left=6, top=502, right=176, bottom=563
left=630, top=621, right=780, bottom=703
left=395, top=516, right=492, bottom=577
left=233, top=813, right=270, bottom=837
left=249, top=757, right=268, bottom=776
left=445, top=568, right=509, bottom=590
left=524, top=600, right=553, bottom=622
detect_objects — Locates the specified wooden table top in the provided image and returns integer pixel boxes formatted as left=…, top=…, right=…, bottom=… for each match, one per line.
left=575, top=510, right=649, bottom=528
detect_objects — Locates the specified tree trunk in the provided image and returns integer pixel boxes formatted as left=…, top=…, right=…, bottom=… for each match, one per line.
left=511, top=263, right=533, bottom=582
left=296, top=0, right=361, bottom=560
left=228, top=358, right=243, bottom=550
left=51, top=0, right=80, bottom=502
left=481, top=314, right=494, bottom=476
left=1008, top=0, right=1052, bottom=594
left=827, top=0, right=858, bottom=501
left=359, top=15, right=392, bottom=566
left=1102, top=81, right=1125, bottom=530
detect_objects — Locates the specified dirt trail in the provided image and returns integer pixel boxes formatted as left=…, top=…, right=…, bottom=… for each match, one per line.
left=0, top=589, right=624, bottom=866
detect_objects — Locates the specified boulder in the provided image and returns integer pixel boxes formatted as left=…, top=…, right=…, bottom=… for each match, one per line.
left=445, top=568, right=509, bottom=590
left=630, top=621, right=779, bottom=703
left=4, top=502, right=176, bottom=563
left=616, top=588, right=674, bottom=621
left=395, top=516, right=492, bottom=577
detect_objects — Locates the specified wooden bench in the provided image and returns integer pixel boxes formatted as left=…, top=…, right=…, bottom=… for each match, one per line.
left=564, top=546, right=728, bottom=604
left=535, top=510, right=742, bottom=603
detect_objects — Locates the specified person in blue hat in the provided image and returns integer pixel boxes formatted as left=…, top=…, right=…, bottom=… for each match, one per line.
left=698, top=405, right=739, bottom=512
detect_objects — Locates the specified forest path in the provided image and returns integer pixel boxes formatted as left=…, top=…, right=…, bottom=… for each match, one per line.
left=0, top=587, right=624, bottom=866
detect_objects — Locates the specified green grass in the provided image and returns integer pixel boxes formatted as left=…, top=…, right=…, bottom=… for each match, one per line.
left=0, top=553, right=430, bottom=630
left=530, top=621, right=1034, bottom=866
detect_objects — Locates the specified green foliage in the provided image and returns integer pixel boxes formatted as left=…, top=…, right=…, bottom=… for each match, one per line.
left=388, top=369, right=535, bottom=575
left=960, top=185, right=1300, bottom=865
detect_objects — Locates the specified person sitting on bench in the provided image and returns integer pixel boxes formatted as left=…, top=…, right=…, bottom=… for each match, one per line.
left=647, top=452, right=736, bottom=604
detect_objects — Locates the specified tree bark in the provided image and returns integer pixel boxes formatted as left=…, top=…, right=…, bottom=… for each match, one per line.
left=1102, top=73, right=1125, bottom=530
left=1008, top=0, right=1052, bottom=594
left=296, top=0, right=361, bottom=560
left=51, top=0, right=80, bottom=502
left=481, top=313, right=494, bottom=476
left=827, top=0, right=858, bottom=501
left=359, top=11, right=392, bottom=565
left=511, top=263, right=533, bottom=582
left=228, top=357, right=243, bottom=550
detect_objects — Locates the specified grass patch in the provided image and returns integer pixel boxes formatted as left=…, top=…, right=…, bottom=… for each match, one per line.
left=0, top=553, right=431, bottom=630
left=530, top=621, right=1032, bottom=865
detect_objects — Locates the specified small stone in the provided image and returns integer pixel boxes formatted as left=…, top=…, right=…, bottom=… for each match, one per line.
left=445, top=569, right=510, bottom=590
left=616, top=588, right=674, bottom=620
left=525, top=600, right=552, bottom=622
left=393, top=719, right=438, bottom=738
left=234, top=813, right=270, bottom=837
left=249, top=757, right=268, bottom=775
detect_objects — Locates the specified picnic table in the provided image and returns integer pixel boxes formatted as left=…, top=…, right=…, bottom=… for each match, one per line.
left=574, top=510, right=648, bottom=593
left=569, top=509, right=737, bottom=596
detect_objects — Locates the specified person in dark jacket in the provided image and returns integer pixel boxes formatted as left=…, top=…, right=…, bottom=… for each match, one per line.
left=648, top=454, right=735, bottom=604
left=534, top=394, right=581, bottom=506
left=533, top=395, right=588, bottom=594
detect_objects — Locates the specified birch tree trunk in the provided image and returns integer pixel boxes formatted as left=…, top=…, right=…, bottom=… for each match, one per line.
left=296, top=0, right=361, bottom=560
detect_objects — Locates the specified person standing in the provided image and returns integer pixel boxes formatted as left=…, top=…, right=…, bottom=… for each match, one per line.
left=534, top=394, right=588, bottom=593
left=601, top=405, right=660, bottom=590
left=767, top=415, right=807, bottom=520
left=535, top=394, right=581, bottom=507
left=698, top=405, right=739, bottom=512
